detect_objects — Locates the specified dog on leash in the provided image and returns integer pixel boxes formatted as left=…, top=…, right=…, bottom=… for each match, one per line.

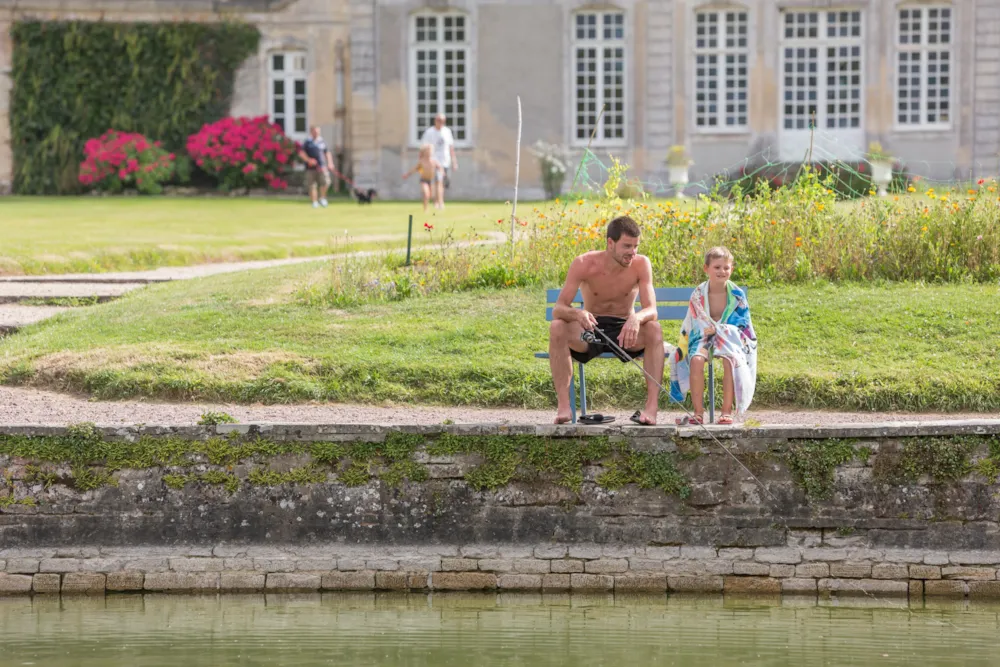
left=353, top=188, right=377, bottom=204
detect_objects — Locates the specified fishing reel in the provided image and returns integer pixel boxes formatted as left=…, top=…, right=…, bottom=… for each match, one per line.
left=580, top=329, right=601, bottom=345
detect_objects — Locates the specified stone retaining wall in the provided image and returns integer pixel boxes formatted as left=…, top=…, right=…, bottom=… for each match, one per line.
left=3, top=420, right=1000, bottom=598
left=3, top=543, right=1000, bottom=598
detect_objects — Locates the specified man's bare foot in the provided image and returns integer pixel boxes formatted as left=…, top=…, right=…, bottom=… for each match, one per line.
left=629, top=410, right=657, bottom=425
left=554, top=411, right=572, bottom=425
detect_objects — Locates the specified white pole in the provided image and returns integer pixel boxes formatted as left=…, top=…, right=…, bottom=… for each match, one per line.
left=510, top=95, right=522, bottom=259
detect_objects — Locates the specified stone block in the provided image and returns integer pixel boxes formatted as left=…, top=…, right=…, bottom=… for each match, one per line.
left=924, top=553, right=950, bottom=566
left=408, top=574, right=430, bottom=590
left=337, top=558, right=366, bottom=571
left=755, top=548, right=801, bottom=564
left=829, top=563, right=871, bottom=578
left=909, top=565, right=941, bottom=580
left=882, top=549, right=925, bottom=564
left=909, top=580, right=923, bottom=599
left=39, top=559, right=81, bottom=573
left=220, top=573, right=265, bottom=591
left=601, top=545, right=638, bottom=558
left=795, top=563, right=830, bottom=578
left=950, top=551, right=1000, bottom=565
left=786, top=530, right=822, bottom=548
left=615, top=574, right=667, bottom=592
left=534, top=545, right=567, bottom=559
left=513, top=559, right=550, bottom=574
left=628, top=559, right=665, bottom=572
left=295, top=559, right=337, bottom=572
left=800, top=549, right=847, bottom=562
left=478, top=559, right=514, bottom=572
left=32, top=573, right=61, bottom=594
left=782, top=578, right=818, bottom=594
left=106, top=572, right=144, bottom=591
left=702, top=560, right=734, bottom=575
left=253, top=559, right=295, bottom=573
left=733, top=562, right=770, bottom=576
left=266, top=573, right=322, bottom=591
left=431, top=573, right=497, bottom=590
left=567, top=545, right=603, bottom=560
left=322, top=571, right=375, bottom=590
left=668, top=576, right=723, bottom=593
left=397, top=558, right=441, bottom=573
left=81, top=559, right=124, bottom=573
left=497, top=546, right=534, bottom=558
left=724, top=577, right=781, bottom=595
left=375, top=572, right=410, bottom=590
left=924, top=580, right=966, bottom=597
left=644, top=547, right=681, bottom=560
left=769, top=565, right=795, bottom=578
left=440, top=558, right=478, bottom=572
left=144, top=573, right=220, bottom=592
left=819, top=579, right=909, bottom=597
left=0, top=574, right=32, bottom=594
left=366, top=559, right=400, bottom=571
left=542, top=574, right=571, bottom=591
left=169, top=558, right=223, bottom=572
left=584, top=559, right=628, bottom=574
left=550, top=560, right=584, bottom=574
left=570, top=574, right=614, bottom=591
left=968, top=582, right=1000, bottom=598
left=62, top=573, right=106, bottom=595
left=718, top=548, right=755, bottom=560
left=459, top=545, right=499, bottom=559
left=942, top=567, right=996, bottom=580
left=125, top=559, right=168, bottom=573
left=680, top=547, right=717, bottom=559
left=498, top=574, right=542, bottom=590
left=223, top=558, right=254, bottom=571
left=871, top=564, right=908, bottom=580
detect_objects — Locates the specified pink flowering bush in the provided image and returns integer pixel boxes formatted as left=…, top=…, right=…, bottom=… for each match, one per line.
left=186, top=116, right=298, bottom=191
left=78, top=130, right=176, bottom=195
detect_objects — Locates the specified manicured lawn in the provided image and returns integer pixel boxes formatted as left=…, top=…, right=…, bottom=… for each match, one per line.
left=0, top=264, right=995, bottom=412
left=0, top=197, right=515, bottom=275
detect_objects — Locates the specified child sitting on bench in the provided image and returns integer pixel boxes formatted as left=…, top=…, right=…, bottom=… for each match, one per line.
left=668, top=246, right=758, bottom=425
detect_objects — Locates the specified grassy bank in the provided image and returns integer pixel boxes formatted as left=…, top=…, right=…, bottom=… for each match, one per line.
left=0, top=198, right=512, bottom=275
left=0, top=263, right=996, bottom=412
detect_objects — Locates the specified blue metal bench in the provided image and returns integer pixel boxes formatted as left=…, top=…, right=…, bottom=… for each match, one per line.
left=536, top=286, right=748, bottom=424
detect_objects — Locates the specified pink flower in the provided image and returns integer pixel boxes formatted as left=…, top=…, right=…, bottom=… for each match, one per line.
left=118, top=169, right=127, bottom=179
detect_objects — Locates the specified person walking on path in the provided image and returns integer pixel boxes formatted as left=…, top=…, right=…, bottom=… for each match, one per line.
left=420, top=113, right=458, bottom=210
left=298, top=126, right=334, bottom=208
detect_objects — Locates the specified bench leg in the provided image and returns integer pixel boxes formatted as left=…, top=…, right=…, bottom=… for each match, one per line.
left=579, top=362, right=588, bottom=417
left=569, top=364, right=577, bottom=424
left=708, top=354, right=716, bottom=424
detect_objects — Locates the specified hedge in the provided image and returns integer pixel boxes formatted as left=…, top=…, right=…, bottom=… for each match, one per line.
left=10, top=21, right=260, bottom=194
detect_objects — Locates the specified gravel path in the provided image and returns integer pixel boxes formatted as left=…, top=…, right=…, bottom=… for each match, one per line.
left=0, top=386, right=995, bottom=426
left=0, top=282, right=145, bottom=301
left=0, top=305, right=71, bottom=330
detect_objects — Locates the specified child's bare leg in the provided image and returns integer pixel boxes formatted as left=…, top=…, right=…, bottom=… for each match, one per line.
left=421, top=183, right=431, bottom=211
left=721, top=358, right=735, bottom=415
left=689, top=355, right=707, bottom=418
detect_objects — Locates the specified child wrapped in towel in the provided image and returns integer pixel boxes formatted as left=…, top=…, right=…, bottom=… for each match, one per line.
left=668, top=246, right=757, bottom=425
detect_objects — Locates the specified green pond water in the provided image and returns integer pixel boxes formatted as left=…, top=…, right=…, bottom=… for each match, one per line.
left=0, top=593, right=997, bottom=666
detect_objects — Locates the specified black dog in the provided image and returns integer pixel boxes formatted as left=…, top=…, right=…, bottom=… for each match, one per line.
left=353, top=188, right=377, bottom=204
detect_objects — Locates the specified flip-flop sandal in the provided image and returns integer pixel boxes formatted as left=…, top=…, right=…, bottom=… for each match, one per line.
left=718, top=415, right=734, bottom=425
left=629, top=410, right=655, bottom=426
left=579, top=413, right=615, bottom=425
left=675, top=415, right=705, bottom=426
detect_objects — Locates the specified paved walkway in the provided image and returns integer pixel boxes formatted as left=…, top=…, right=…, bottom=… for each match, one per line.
left=0, top=386, right=995, bottom=426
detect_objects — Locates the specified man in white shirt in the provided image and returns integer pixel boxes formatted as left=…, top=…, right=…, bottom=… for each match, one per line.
left=420, top=113, right=458, bottom=209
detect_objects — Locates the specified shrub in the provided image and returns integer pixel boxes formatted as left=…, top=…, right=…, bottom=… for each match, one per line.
left=529, top=140, right=572, bottom=200
left=78, top=130, right=175, bottom=194
left=186, top=116, right=298, bottom=192
left=718, top=160, right=910, bottom=200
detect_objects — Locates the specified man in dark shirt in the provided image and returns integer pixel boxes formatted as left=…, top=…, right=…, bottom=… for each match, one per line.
left=298, top=126, right=333, bottom=208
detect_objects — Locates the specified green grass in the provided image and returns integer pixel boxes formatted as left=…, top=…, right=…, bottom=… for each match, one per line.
left=0, top=197, right=514, bottom=275
left=0, top=263, right=995, bottom=412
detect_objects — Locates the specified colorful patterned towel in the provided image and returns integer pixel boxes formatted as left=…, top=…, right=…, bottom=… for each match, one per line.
left=668, top=281, right=758, bottom=415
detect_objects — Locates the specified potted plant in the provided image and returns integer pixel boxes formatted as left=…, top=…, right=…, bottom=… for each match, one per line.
left=866, top=141, right=894, bottom=196
left=529, top=140, right=571, bottom=200
left=666, top=145, right=692, bottom=198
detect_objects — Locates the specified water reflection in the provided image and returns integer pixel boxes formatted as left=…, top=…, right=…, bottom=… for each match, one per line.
left=1, top=593, right=998, bottom=666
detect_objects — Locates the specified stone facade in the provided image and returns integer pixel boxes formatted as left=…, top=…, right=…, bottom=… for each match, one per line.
left=3, top=420, right=1000, bottom=597
left=0, top=0, right=350, bottom=194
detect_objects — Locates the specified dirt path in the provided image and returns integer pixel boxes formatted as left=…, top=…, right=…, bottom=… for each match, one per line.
left=0, top=386, right=995, bottom=426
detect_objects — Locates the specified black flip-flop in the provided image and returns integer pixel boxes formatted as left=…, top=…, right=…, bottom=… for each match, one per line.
left=629, top=410, right=654, bottom=426
left=579, top=413, right=615, bottom=425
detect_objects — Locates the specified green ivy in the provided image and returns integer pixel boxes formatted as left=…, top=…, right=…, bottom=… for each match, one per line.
left=783, top=438, right=858, bottom=500
left=11, top=21, right=260, bottom=194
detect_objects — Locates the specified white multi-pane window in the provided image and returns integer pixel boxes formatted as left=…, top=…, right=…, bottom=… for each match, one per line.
left=572, top=11, right=626, bottom=145
left=694, top=10, right=749, bottom=130
left=410, top=13, right=469, bottom=144
left=896, top=6, right=952, bottom=127
left=269, top=52, right=307, bottom=141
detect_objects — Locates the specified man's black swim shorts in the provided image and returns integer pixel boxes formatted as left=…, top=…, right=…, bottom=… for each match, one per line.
left=570, top=315, right=646, bottom=364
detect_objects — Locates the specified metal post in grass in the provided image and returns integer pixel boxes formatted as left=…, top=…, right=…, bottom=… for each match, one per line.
left=405, top=214, right=413, bottom=266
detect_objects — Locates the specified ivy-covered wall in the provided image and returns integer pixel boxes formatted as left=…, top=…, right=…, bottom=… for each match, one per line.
left=10, top=21, right=260, bottom=194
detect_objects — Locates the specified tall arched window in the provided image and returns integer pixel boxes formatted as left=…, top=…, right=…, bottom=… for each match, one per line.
left=896, top=4, right=952, bottom=128
left=269, top=51, right=308, bottom=141
left=572, top=9, right=626, bottom=145
left=410, top=12, right=470, bottom=144
left=693, top=8, right=749, bottom=130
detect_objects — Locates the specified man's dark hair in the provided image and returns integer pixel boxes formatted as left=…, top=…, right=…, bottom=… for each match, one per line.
left=607, top=216, right=641, bottom=242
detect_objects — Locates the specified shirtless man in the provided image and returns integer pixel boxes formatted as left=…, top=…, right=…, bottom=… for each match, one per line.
left=549, top=216, right=664, bottom=425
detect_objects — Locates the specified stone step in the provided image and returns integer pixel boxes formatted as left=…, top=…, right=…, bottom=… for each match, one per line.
left=0, top=305, right=73, bottom=333
left=0, top=282, right=145, bottom=304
